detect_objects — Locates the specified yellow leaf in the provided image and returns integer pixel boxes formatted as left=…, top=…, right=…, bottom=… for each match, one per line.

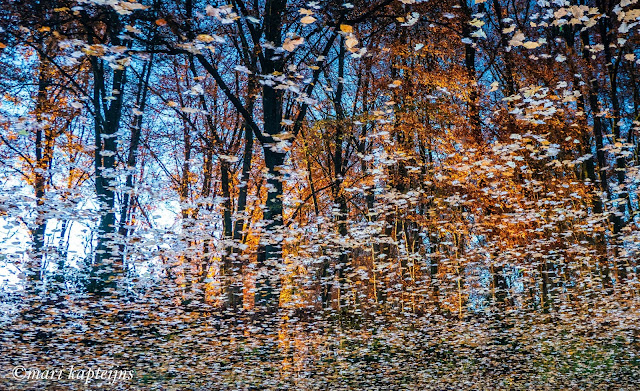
left=469, top=18, right=485, bottom=28
left=197, top=34, right=215, bottom=43
left=340, top=24, right=353, bottom=33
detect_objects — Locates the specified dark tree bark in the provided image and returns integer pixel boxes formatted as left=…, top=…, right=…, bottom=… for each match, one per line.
left=118, top=55, right=153, bottom=241
left=87, top=9, right=128, bottom=295
left=580, top=29, right=615, bottom=290
left=28, top=55, right=55, bottom=294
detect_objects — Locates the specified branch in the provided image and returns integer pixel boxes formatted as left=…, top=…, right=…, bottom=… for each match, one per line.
left=291, top=31, right=339, bottom=139
left=195, top=53, right=273, bottom=145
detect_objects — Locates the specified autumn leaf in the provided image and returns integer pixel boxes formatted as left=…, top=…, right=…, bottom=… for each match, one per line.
left=340, top=24, right=353, bottom=33
left=301, top=15, right=316, bottom=24
left=282, top=36, right=304, bottom=51
left=345, top=37, right=358, bottom=49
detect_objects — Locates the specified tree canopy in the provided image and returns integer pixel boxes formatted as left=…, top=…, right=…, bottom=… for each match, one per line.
left=1, top=0, right=639, bottom=389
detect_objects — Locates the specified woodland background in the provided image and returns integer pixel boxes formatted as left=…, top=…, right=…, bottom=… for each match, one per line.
left=0, top=0, right=640, bottom=389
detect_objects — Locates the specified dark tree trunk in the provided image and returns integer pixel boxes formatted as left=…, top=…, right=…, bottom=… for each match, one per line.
left=253, top=0, right=287, bottom=312
left=88, top=10, right=127, bottom=295
left=118, top=55, right=153, bottom=241
left=597, top=1, right=628, bottom=281
left=256, top=148, right=286, bottom=312
left=580, top=30, right=614, bottom=290
left=29, top=57, right=53, bottom=294
left=461, top=0, right=483, bottom=142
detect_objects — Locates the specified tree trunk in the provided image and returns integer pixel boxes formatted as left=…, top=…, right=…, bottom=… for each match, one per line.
left=256, top=148, right=285, bottom=311
left=28, top=56, right=54, bottom=295
left=597, top=1, right=628, bottom=281
left=119, top=55, right=153, bottom=240
left=89, top=72, right=126, bottom=293
left=580, top=30, right=614, bottom=290
left=253, top=0, right=287, bottom=312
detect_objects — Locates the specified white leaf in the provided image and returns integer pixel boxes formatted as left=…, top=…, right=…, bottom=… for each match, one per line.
left=234, top=65, right=252, bottom=74
left=471, top=29, right=486, bottom=39
left=345, top=37, right=359, bottom=49
left=401, top=12, right=420, bottom=27
left=509, top=32, right=525, bottom=46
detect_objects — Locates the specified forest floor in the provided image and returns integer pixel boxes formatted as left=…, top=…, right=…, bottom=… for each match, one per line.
left=2, top=296, right=640, bottom=390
